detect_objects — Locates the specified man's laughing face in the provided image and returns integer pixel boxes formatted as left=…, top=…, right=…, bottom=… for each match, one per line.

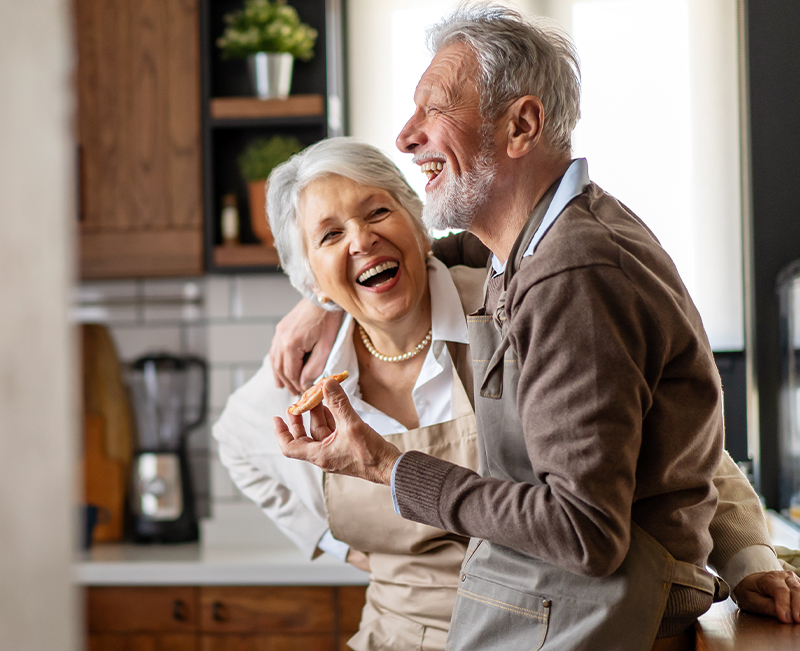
left=396, top=43, right=498, bottom=231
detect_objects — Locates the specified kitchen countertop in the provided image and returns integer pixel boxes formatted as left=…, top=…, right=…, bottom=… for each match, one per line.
left=75, top=543, right=369, bottom=586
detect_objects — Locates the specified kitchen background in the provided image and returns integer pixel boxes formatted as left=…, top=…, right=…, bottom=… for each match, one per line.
left=73, top=273, right=302, bottom=546
left=3, top=0, right=800, bottom=649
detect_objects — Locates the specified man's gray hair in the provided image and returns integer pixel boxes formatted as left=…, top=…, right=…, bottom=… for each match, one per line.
left=427, top=2, right=581, bottom=154
left=267, top=137, right=428, bottom=310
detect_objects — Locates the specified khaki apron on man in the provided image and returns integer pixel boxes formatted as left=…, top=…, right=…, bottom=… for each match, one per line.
left=446, top=194, right=720, bottom=651
left=325, top=364, right=478, bottom=651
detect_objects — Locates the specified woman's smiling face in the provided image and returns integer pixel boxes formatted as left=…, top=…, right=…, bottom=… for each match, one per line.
left=298, top=174, right=430, bottom=329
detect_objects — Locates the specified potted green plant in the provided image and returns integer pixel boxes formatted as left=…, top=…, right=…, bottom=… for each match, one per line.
left=238, top=136, right=303, bottom=246
left=217, top=0, right=318, bottom=100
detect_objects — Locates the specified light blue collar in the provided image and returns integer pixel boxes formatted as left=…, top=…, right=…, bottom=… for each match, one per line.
left=491, top=158, right=591, bottom=275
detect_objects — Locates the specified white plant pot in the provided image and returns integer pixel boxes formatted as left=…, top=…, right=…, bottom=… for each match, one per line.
left=247, top=52, right=294, bottom=100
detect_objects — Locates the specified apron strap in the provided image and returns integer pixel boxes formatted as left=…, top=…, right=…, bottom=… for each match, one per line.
left=479, top=182, right=560, bottom=399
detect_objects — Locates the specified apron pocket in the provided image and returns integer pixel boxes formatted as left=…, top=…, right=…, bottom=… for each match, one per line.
left=347, top=611, right=425, bottom=651
left=447, top=575, right=550, bottom=651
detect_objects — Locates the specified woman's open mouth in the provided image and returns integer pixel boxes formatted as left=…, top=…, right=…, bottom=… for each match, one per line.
left=357, top=260, right=399, bottom=288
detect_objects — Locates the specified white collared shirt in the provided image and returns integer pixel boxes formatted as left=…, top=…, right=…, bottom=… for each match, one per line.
left=491, top=158, right=591, bottom=276
left=319, top=256, right=469, bottom=434
left=214, top=256, right=470, bottom=563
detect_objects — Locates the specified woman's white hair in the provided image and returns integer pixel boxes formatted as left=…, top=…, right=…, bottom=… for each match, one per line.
left=267, top=137, right=428, bottom=310
left=427, top=2, right=581, bottom=155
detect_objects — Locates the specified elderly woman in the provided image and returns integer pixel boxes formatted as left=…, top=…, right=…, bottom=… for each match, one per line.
left=214, top=137, right=794, bottom=651
left=214, top=137, right=485, bottom=651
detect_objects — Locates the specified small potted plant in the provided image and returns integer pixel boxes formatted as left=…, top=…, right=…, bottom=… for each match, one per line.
left=217, top=0, right=318, bottom=100
left=238, top=136, right=303, bottom=246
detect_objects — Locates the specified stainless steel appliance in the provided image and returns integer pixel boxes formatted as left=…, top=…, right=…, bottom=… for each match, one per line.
left=128, top=354, right=207, bottom=543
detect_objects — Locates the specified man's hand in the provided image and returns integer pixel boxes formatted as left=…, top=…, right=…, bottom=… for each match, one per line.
left=734, top=570, right=800, bottom=623
left=270, top=299, right=343, bottom=394
left=273, top=377, right=401, bottom=485
left=346, top=549, right=371, bottom=573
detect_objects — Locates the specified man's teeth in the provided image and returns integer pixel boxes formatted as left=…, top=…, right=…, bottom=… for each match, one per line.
left=420, top=161, right=444, bottom=180
left=358, top=261, right=399, bottom=284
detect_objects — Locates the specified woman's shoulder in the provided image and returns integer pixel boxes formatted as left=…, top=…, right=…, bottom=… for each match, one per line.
left=446, top=264, right=486, bottom=315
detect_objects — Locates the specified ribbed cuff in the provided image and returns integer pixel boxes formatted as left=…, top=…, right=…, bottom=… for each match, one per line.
left=393, top=450, right=455, bottom=529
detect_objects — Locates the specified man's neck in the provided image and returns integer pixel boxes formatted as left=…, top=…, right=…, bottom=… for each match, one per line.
left=471, top=156, right=572, bottom=263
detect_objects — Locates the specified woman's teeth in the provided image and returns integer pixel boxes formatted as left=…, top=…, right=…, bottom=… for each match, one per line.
left=421, top=161, right=444, bottom=181
left=357, top=261, right=399, bottom=285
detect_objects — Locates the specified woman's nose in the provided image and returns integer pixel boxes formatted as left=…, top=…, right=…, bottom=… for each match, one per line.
left=348, top=225, right=379, bottom=254
left=396, top=109, right=425, bottom=153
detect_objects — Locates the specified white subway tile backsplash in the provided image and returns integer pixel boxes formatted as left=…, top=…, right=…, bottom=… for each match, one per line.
left=76, top=271, right=303, bottom=547
left=210, top=368, right=234, bottom=410
left=110, top=325, right=183, bottom=362
left=206, top=276, right=232, bottom=319
left=182, top=324, right=208, bottom=357
left=71, top=305, right=140, bottom=324
left=142, top=303, right=203, bottom=324
left=75, top=279, right=139, bottom=303
left=210, top=457, right=239, bottom=501
left=142, top=278, right=203, bottom=300
left=234, top=275, right=301, bottom=319
left=208, top=322, right=274, bottom=365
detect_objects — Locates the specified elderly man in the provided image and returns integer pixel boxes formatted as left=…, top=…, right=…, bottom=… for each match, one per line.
left=270, top=4, right=800, bottom=649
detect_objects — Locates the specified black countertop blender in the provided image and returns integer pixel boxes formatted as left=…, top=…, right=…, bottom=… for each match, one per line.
left=127, top=354, right=207, bottom=543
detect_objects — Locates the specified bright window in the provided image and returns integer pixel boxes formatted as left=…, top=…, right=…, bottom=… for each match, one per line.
left=348, top=0, right=744, bottom=350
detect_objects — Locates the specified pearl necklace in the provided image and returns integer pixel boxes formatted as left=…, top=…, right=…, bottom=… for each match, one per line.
left=357, top=324, right=432, bottom=363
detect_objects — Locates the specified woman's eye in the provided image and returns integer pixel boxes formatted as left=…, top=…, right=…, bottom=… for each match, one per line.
left=320, top=230, right=341, bottom=244
left=370, top=207, right=390, bottom=220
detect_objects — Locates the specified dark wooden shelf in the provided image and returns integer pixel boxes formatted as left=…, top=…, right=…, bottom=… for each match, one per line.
left=213, top=244, right=281, bottom=268
left=210, top=94, right=324, bottom=120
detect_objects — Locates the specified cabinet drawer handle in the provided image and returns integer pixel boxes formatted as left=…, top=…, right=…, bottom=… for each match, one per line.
left=172, top=599, right=188, bottom=622
left=212, top=601, right=227, bottom=622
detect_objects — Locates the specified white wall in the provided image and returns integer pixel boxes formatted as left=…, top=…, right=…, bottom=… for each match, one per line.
left=346, top=0, right=745, bottom=351
left=0, top=1, right=80, bottom=649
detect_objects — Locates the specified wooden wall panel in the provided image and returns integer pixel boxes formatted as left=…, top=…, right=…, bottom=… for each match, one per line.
left=129, top=0, right=170, bottom=230
left=200, top=634, right=336, bottom=651
left=167, top=0, right=202, bottom=229
left=88, top=633, right=199, bottom=651
left=87, top=586, right=199, bottom=634
left=76, top=0, right=204, bottom=277
left=199, top=587, right=336, bottom=635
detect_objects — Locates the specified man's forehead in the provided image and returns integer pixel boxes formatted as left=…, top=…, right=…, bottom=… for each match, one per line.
left=415, top=42, right=480, bottom=103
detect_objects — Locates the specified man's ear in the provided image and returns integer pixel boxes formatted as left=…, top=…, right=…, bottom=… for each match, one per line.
left=504, top=96, right=545, bottom=159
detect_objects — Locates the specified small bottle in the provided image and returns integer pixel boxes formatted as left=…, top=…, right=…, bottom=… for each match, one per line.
left=221, top=193, right=240, bottom=246
left=790, top=489, right=800, bottom=524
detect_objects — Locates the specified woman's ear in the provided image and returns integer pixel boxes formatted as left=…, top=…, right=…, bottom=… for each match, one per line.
left=311, top=284, right=330, bottom=304
left=504, top=95, right=545, bottom=159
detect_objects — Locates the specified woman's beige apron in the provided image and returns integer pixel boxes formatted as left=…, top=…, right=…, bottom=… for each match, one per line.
left=325, top=364, right=478, bottom=651
left=446, top=198, right=719, bottom=651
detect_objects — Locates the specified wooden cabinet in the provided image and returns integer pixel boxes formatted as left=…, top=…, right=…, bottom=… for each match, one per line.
left=85, top=585, right=367, bottom=651
left=200, top=0, right=345, bottom=273
left=74, top=0, right=345, bottom=278
left=75, top=0, right=204, bottom=279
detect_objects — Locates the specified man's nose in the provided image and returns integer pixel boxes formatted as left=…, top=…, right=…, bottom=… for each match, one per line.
left=396, top=110, right=424, bottom=153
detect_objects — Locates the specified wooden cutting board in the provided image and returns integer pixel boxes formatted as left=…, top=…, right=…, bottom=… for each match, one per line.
left=82, top=324, right=132, bottom=542
left=83, top=414, right=125, bottom=542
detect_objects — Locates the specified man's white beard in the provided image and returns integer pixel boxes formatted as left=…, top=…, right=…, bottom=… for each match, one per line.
left=422, top=148, right=498, bottom=232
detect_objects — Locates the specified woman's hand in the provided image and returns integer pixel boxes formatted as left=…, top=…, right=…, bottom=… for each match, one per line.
left=273, top=377, right=401, bottom=485
left=734, top=570, right=800, bottom=623
left=269, top=299, right=343, bottom=394
left=346, top=549, right=371, bottom=573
